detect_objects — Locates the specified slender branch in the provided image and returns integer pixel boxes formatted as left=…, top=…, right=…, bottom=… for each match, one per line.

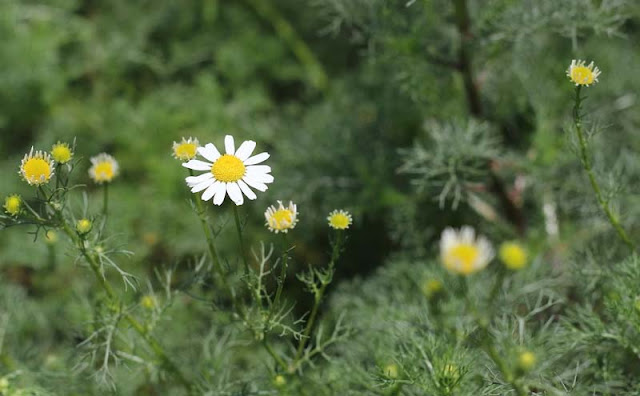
left=572, top=85, right=635, bottom=251
left=102, top=183, right=109, bottom=219
left=273, top=233, right=289, bottom=307
left=232, top=205, right=250, bottom=275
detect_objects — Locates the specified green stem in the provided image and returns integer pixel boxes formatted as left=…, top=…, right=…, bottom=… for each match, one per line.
left=232, top=205, right=250, bottom=275
left=58, top=219, right=191, bottom=390
left=263, top=338, right=288, bottom=371
left=273, top=233, right=289, bottom=307
left=573, top=86, right=635, bottom=251
left=102, top=183, right=109, bottom=219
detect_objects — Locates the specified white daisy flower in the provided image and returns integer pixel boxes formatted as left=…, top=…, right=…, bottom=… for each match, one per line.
left=183, top=135, right=273, bottom=206
left=265, top=200, right=298, bottom=233
left=440, top=226, right=494, bottom=275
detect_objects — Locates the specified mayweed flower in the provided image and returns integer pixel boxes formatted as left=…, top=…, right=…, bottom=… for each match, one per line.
left=183, top=135, right=273, bottom=206
left=50, top=142, right=73, bottom=164
left=265, top=201, right=298, bottom=233
left=499, top=242, right=528, bottom=270
left=518, top=350, right=536, bottom=371
left=76, top=218, right=92, bottom=234
left=3, top=194, right=21, bottom=216
left=141, top=295, right=156, bottom=309
left=421, top=278, right=443, bottom=299
left=172, top=137, right=199, bottom=161
left=566, top=59, right=601, bottom=86
left=20, top=148, right=55, bottom=186
left=88, top=153, right=119, bottom=183
left=440, top=226, right=494, bottom=275
left=273, top=375, right=287, bottom=387
left=327, top=209, right=352, bottom=230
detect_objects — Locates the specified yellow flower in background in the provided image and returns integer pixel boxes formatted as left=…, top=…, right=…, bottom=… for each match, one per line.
left=89, top=153, right=119, bottom=183
left=76, top=218, right=92, bottom=234
left=172, top=137, right=199, bottom=161
left=3, top=195, right=21, bottom=216
left=566, top=59, right=601, bottom=86
left=440, top=226, right=494, bottom=275
left=384, top=363, right=399, bottom=379
left=499, top=242, right=528, bottom=270
left=44, top=230, right=58, bottom=244
left=518, top=350, right=536, bottom=371
left=141, top=295, right=156, bottom=309
left=421, top=278, right=443, bottom=299
left=20, top=148, right=55, bottom=186
left=265, top=201, right=298, bottom=233
left=50, top=142, right=73, bottom=164
left=183, top=135, right=273, bottom=206
left=327, top=209, right=352, bottom=230
left=273, top=375, right=286, bottom=387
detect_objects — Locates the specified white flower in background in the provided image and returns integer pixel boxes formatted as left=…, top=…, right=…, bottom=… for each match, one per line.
left=88, top=153, right=119, bottom=183
left=183, top=135, right=273, bottom=205
left=265, top=201, right=298, bottom=233
left=440, top=226, right=494, bottom=275
left=566, top=59, right=601, bottom=87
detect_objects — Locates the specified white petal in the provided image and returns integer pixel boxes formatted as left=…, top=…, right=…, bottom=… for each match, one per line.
left=198, top=143, right=221, bottom=162
left=237, top=179, right=257, bottom=200
left=245, top=172, right=274, bottom=184
left=191, top=179, right=214, bottom=193
left=224, top=135, right=235, bottom=155
left=213, top=183, right=227, bottom=205
left=227, top=182, right=244, bottom=205
left=186, top=173, right=213, bottom=186
left=183, top=160, right=212, bottom=171
left=244, top=152, right=270, bottom=165
left=234, top=140, right=256, bottom=161
left=243, top=175, right=268, bottom=192
left=202, top=181, right=220, bottom=201
left=246, top=165, right=271, bottom=174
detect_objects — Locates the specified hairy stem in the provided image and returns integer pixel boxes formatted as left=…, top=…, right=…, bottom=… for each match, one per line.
left=232, top=205, right=250, bottom=275
left=572, top=85, right=635, bottom=251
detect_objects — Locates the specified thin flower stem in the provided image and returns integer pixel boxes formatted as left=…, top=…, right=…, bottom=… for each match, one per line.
left=232, top=205, right=250, bottom=275
left=102, top=183, right=109, bottom=219
left=263, top=338, right=288, bottom=372
left=273, top=233, right=289, bottom=307
left=572, top=86, right=635, bottom=251
left=57, top=217, right=192, bottom=390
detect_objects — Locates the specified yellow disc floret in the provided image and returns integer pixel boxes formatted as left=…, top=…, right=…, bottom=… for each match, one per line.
left=172, top=137, right=199, bottom=161
left=89, top=153, right=119, bottom=183
left=518, top=350, right=536, bottom=371
left=566, top=59, right=601, bottom=86
left=440, top=226, right=494, bottom=275
left=51, top=142, right=73, bottom=164
left=3, top=194, right=21, bottom=216
left=327, top=209, right=352, bottom=230
left=76, top=218, right=92, bottom=234
left=212, top=154, right=246, bottom=182
left=444, top=244, right=479, bottom=275
left=141, top=295, right=156, bottom=309
left=421, top=278, right=443, bottom=299
left=20, top=148, right=55, bottom=186
left=44, top=230, right=58, bottom=244
left=499, top=242, right=528, bottom=270
left=265, top=201, right=298, bottom=233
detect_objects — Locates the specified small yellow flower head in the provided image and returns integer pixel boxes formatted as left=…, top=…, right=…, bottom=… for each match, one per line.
left=265, top=201, right=298, bottom=233
left=50, top=142, right=73, bottom=164
left=442, top=364, right=460, bottom=381
left=566, top=59, right=601, bottom=86
left=384, top=363, right=399, bottom=379
left=20, top=147, right=55, bottom=186
left=141, top=295, right=156, bottom=309
left=273, top=375, right=286, bottom=387
left=76, top=218, right=92, bottom=234
left=89, top=153, right=119, bottom=183
left=440, top=226, right=494, bottom=275
left=44, top=230, right=58, bottom=244
left=3, top=194, right=21, bottom=216
left=518, top=350, right=536, bottom=371
left=327, top=209, right=352, bottom=230
left=499, top=242, right=528, bottom=270
left=172, top=137, right=199, bottom=161
left=421, top=278, right=443, bottom=299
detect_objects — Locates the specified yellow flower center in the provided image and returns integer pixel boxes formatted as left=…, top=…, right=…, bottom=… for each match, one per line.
left=4, top=195, right=21, bottom=216
left=51, top=143, right=72, bottom=163
left=141, top=295, right=156, bottom=309
left=518, top=351, right=536, bottom=370
left=421, top=279, right=443, bottom=298
left=329, top=213, right=350, bottom=229
left=22, top=158, right=52, bottom=184
left=268, top=209, right=294, bottom=230
left=93, top=162, right=115, bottom=182
left=174, top=142, right=198, bottom=160
left=211, top=154, right=245, bottom=182
left=499, top=242, right=527, bottom=270
left=76, top=219, right=92, bottom=234
left=445, top=243, right=479, bottom=274
left=570, top=66, right=595, bottom=85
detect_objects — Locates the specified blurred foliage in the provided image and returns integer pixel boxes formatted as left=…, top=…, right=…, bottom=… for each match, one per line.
left=1, top=0, right=640, bottom=394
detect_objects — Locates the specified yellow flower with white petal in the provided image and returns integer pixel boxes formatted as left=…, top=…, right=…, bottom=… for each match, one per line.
left=440, top=226, right=494, bottom=275
left=172, top=137, right=199, bottom=161
left=499, top=241, right=528, bottom=270
left=3, top=194, right=21, bottom=216
left=20, top=147, right=55, bottom=186
left=566, top=59, right=601, bottom=86
left=183, top=135, right=273, bottom=206
left=51, top=142, right=73, bottom=164
left=88, top=153, right=119, bottom=183
left=265, top=201, right=298, bottom=233
left=327, top=209, right=352, bottom=230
